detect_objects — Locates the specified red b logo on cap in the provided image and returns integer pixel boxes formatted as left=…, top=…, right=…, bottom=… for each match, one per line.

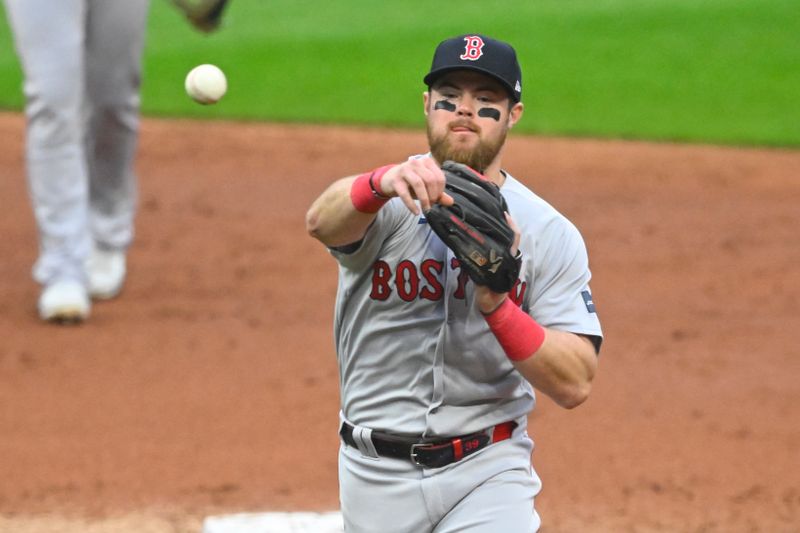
left=460, top=36, right=485, bottom=61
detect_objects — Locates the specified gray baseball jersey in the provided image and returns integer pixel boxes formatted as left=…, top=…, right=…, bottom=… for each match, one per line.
left=331, top=159, right=603, bottom=438
left=3, top=0, right=149, bottom=285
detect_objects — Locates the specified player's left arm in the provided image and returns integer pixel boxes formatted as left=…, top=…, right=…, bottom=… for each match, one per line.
left=476, top=288, right=598, bottom=409
left=475, top=214, right=600, bottom=409
left=510, top=327, right=597, bottom=409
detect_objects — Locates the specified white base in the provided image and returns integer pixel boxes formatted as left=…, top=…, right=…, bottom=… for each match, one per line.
left=202, top=512, right=343, bottom=533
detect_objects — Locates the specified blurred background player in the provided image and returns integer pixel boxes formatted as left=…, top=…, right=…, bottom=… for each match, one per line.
left=3, top=0, right=150, bottom=322
left=2, top=0, right=229, bottom=323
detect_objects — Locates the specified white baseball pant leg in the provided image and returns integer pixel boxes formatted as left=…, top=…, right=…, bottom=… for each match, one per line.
left=85, top=0, right=149, bottom=252
left=3, top=0, right=148, bottom=285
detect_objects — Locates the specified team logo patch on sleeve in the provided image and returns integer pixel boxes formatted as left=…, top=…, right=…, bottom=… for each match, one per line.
left=581, top=290, right=596, bottom=313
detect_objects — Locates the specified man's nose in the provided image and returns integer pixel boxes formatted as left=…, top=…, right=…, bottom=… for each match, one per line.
left=456, top=95, right=477, bottom=116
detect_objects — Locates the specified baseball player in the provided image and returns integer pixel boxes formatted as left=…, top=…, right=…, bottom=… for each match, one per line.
left=3, top=0, right=150, bottom=322
left=306, top=34, right=603, bottom=532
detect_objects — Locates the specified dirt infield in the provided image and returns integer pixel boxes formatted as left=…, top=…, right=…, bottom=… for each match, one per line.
left=0, top=111, right=798, bottom=532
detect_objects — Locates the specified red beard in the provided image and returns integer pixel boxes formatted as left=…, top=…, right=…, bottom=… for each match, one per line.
left=427, top=119, right=507, bottom=173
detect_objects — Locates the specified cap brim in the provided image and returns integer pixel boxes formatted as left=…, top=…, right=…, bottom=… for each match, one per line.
left=423, top=66, right=520, bottom=102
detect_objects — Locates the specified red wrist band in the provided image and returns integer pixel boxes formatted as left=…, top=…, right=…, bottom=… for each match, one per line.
left=369, top=164, right=394, bottom=198
left=483, top=298, right=546, bottom=362
left=350, top=165, right=395, bottom=213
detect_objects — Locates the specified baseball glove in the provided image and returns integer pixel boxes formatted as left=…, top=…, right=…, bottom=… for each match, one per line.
left=170, top=0, right=230, bottom=33
left=426, top=161, right=521, bottom=293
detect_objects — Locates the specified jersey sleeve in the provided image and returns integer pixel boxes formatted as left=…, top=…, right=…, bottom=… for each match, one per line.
left=527, top=217, right=603, bottom=350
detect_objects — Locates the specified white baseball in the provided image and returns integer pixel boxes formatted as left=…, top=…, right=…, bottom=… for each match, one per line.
left=185, top=64, right=227, bottom=105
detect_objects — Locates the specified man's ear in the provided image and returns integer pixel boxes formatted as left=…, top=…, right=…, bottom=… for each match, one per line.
left=508, top=102, right=524, bottom=128
left=423, top=91, right=431, bottom=116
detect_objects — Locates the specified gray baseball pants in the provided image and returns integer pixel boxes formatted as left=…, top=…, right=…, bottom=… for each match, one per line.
left=338, top=419, right=542, bottom=532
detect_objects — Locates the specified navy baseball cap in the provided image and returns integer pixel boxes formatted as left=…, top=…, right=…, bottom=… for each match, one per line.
left=424, top=34, right=522, bottom=102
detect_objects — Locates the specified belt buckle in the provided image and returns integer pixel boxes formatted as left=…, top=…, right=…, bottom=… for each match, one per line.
left=409, top=442, right=433, bottom=467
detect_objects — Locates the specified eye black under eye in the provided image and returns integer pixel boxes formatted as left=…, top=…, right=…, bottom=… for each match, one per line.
left=477, top=108, right=501, bottom=121
left=435, top=100, right=456, bottom=112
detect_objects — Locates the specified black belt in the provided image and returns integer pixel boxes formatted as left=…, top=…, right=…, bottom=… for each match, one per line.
left=339, top=420, right=517, bottom=468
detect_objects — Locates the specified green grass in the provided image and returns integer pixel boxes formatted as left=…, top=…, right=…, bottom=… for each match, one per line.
left=1, top=0, right=798, bottom=146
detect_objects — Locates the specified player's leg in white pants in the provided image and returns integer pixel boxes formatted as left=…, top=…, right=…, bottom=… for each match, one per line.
left=3, top=0, right=148, bottom=285
left=4, top=0, right=91, bottom=285
left=339, top=423, right=541, bottom=533
left=85, top=0, right=149, bottom=252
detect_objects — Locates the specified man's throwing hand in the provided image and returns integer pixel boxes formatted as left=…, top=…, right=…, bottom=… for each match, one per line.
left=379, top=158, right=455, bottom=215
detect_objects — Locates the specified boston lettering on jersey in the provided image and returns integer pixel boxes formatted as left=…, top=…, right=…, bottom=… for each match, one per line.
left=369, top=258, right=526, bottom=305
